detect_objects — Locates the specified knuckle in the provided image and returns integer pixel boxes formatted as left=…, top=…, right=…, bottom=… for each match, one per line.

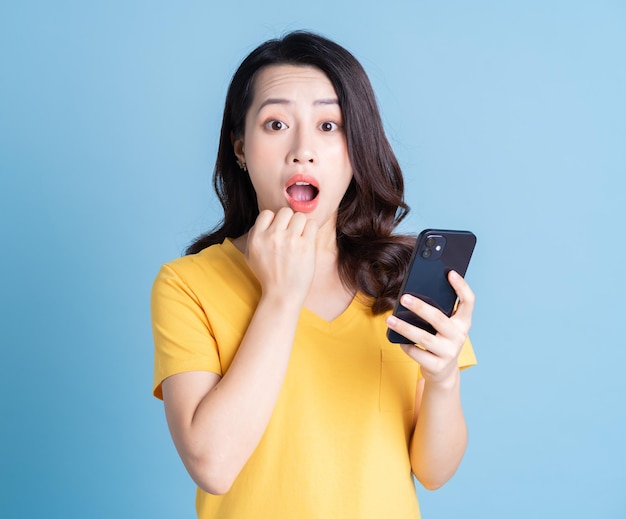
left=454, top=328, right=469, bottom=347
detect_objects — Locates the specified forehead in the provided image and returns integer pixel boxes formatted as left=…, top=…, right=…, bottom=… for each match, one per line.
left=251, top=64, right=338, bottom=104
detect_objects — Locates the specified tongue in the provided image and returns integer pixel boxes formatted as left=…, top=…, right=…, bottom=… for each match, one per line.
left=287, top=184, right=318, bottom=202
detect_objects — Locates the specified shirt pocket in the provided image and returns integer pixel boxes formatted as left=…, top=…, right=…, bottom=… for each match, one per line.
left=379, top=346, right=419, bottom=413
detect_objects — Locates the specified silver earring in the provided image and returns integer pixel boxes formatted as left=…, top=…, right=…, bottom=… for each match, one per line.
left=236, top=158, right=247, bottom=172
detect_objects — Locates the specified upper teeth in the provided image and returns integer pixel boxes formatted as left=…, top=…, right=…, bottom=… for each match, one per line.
left=295, top=182, right=310, bottom=186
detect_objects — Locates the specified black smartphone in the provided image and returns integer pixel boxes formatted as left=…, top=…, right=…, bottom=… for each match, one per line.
left=386, top=229, right=477, bottom=343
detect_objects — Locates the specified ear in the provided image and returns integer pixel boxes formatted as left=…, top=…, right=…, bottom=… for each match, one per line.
left=231, top=131, right=245, bottom=163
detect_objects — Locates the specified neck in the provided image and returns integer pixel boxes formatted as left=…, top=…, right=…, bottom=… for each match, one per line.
left=314, top=217, right=339, bottom=256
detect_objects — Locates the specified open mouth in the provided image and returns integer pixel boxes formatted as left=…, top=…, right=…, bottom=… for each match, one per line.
left=286, top=181, right=319, bottom=202
left=284, top=175, right=320, bottom=213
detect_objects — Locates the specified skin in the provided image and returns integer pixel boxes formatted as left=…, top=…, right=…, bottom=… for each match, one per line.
left=387, top=273, right=475, bottom=489
left=161, top=64, right=475, bottom=495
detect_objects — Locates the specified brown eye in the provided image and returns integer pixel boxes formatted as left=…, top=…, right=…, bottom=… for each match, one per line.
left=267, top=120, right=287, bottom=131
left=320, top=121, right=337, bottom=132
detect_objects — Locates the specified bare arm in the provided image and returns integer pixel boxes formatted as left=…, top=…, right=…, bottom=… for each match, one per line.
left=408, top=369, right=467, bottom=490
left=386, top=270, right=475, bottom=490
left=162, top=209, right=318, bottom=495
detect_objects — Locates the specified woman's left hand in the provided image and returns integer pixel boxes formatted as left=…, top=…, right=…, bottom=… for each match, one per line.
left=386, top=270, right=475, bottom=387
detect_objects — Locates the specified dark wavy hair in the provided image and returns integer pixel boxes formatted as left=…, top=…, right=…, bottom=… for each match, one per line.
left=187, top=31, right=415, bottom=313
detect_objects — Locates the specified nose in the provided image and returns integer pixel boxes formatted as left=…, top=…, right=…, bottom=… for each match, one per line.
left=288, top=127, right=316, bottom=164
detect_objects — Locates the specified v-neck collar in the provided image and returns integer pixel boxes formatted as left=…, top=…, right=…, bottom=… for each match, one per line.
left=222, top=238, right=372, bottom=332
left=299, top=295, right=369, bottom=332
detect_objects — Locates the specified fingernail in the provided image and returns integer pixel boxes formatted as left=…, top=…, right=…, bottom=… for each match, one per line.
left=387, top=316, right=397, bottom=326
left=401, top=294, right=414, bottom=305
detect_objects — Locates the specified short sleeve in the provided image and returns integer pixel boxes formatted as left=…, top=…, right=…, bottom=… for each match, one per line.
left=458, top=336, right=477, bottom=370
left=151, top=264, right=222, bottom=399
left=416, top=336, right=477, bottom=380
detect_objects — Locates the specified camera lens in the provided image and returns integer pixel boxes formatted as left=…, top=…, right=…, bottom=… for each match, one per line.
left=421, top=248, right=432, bottom=259
left=425, top=237, right=436, bottom=247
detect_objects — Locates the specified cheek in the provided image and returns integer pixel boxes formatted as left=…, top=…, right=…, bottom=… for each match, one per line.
left=245, top=138, right=281, bottom=168
left=332, top=144, right=353, bottom=181
left=327, top=137, right=351, bottom=164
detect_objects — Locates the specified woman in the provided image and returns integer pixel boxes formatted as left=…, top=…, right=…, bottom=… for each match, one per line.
left=152, top=30, right=476, bottom=518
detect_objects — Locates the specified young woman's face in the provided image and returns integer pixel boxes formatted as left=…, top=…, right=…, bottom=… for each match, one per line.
left=234, top=64, right=353, bottom=230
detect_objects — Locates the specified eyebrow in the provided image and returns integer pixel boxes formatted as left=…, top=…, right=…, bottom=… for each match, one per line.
left=256, top=98, right=339, bottom=113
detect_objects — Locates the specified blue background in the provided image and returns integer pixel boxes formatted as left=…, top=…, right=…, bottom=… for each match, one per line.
left=1, top=1, right=625, bottom=517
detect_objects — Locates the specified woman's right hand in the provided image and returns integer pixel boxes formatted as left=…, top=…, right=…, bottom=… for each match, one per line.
left=245, top=207, right=319, bottom=304
left=162, top=208, right=319, bottom=496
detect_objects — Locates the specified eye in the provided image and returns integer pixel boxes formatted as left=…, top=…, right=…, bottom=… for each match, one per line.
left=265, top=120, right=288, bottom=131
left=320, top=121, right=339, bottom=132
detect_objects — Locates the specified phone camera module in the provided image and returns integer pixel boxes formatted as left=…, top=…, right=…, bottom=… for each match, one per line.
left=421, top=234, right=445, bottom=261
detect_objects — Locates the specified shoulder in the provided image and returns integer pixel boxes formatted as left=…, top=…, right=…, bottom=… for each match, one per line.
left=152, top=239, right=259, bottom=311
left=156, top=239, right=248, bottom=287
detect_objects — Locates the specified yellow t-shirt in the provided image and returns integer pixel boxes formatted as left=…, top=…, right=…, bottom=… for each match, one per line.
left=151, top=239, right=477, bottom=519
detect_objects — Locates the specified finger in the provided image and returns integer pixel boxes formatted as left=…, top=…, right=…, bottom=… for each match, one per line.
left=301, top=217, right=319, bottom=242
left=448, top=270, right=475, bottom=328
left=398, top=341, right=444, bottom=372
left=246, top=210, right=275, bottom=256
left=387, top=312, right=453, bottom=360
left=399, top=341, right=426, bottom=362
left=399, top=293, right=449, bottom=338
left=386, top=314, right=435, bottom=351
left=285, top=211, right=309, bottom=236
left=253, top=209, right=277, bottom=232
left=271, top=207, right=296, bottom=230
